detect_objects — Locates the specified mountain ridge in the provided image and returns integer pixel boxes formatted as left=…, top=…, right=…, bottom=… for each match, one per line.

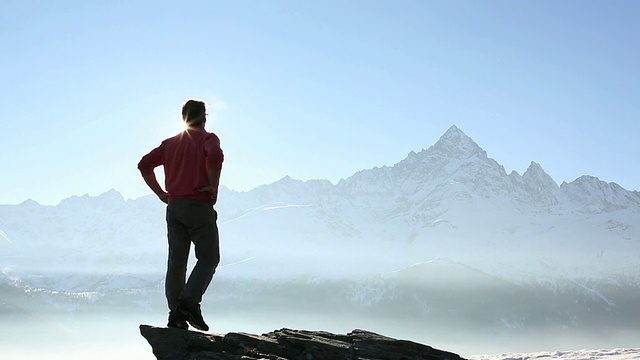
left=8, top=125, right=637, bottom=207
left=1, top=125, right=638, bottom=289
left=1, top=125, right=639, bottom=346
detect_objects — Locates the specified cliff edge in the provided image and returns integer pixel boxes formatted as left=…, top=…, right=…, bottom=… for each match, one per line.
left=140, top=324, right=465, bottom=360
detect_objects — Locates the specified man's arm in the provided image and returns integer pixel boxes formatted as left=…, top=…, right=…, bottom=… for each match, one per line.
left=197, top=167, right=221, bottom=204
left=141, top=171, right=169, bottom=204
left=197, top=134, right=224, bottom=204
left=138, top=146, right=168, bottom=204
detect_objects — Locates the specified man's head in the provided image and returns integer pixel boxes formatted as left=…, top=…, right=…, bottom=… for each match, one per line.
left=181, top=99, right=207, bottom=127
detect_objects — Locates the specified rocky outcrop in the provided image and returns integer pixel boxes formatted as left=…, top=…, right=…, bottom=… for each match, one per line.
left=139, top=324, right=465, bottom=360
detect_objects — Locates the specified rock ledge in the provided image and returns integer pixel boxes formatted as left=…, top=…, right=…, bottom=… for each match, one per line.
left=140, top=324, right=465, bottom=360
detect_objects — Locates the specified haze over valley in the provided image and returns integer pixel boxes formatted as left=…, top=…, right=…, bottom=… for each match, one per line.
left=1, top=126, right=638, bottom=358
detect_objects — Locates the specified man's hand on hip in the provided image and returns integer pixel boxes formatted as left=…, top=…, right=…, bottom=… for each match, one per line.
left=197, top=185, right=219, bottom=204
left=158, top=192, right=169, bottom=204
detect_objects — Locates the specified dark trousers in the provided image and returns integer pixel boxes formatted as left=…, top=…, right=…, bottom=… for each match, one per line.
left=165, top=199, right=220, bottom=311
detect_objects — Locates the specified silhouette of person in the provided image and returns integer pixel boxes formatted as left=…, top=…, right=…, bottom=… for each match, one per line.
left=138, top=99, right=223, bottom=331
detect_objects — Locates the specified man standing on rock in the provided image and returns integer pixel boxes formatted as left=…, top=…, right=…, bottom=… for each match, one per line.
left=138, top=99, right=224, bottom=331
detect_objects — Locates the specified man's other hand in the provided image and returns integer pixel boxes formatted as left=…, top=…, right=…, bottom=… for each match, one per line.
left=196, top=185, right=218, bottom=204
left=158, top=192, right=169, bottom=204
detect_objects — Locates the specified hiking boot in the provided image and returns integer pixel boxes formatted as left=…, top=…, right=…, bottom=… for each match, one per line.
left=167, top=311, right=188, bottom=330
left=177, top=300, right=209, bottom=331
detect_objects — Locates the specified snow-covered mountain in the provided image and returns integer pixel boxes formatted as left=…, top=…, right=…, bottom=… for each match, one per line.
left=1, top=125, right=638, bottom=333
left=215, top=125, right=639, bottom=282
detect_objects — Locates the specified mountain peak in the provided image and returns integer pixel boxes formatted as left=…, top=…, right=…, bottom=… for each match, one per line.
left=521, top=161, right=559, bottom=204
left=19, top=198, right=40, bottom=206
left=522, top=161, right=557, bottom=185
left=428, top=125, right=486, bottom=159
left=439, top=125, right=473, bottom=143
left=443, top=124, right=464, bottom=137
left=526, top=161, right=543, bottom=171
left=98, top=188, right=124, bottom=201
left=561, top=175, right=639, bottom=212
left=58, top=189, right=125, bottom=210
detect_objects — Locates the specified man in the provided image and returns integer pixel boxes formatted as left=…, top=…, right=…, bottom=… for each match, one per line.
left=138, top=99, right=224, bottom=331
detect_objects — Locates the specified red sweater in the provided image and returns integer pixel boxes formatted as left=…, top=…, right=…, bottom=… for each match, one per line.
left=138, top=127, right=224, bottom=201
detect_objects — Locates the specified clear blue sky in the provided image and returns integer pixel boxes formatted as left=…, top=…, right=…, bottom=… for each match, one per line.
left=1, top=0, right=638, bottom=205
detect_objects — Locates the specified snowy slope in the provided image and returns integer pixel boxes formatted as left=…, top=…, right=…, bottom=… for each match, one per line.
left=470, top=348, right=640, bottom=360
left=0, top=125, right=638, bottom=292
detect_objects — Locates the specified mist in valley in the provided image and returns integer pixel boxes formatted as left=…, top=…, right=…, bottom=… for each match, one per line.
left=2, top=128, right=639, bottom=359
left=2, top=262, right=639, bottom=359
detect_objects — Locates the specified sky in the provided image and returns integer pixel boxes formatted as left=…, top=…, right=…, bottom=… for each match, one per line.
left=1, top=0, right=638, bottom=205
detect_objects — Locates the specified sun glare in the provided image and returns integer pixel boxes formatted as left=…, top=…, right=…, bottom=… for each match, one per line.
left=173, top=119, right=189, bottom=134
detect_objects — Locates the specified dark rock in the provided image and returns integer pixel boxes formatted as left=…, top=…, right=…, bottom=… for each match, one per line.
left=140, top=324, right=465, bottom=360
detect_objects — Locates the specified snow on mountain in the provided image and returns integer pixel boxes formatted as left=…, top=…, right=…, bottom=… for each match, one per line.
left=337, top=125, right=506, bottom=198
left=521, top=161, right=561, bottom=206
left=0, top=125, right=638, bottom=294
left=561, top=175, right=640, bottom=213
left=470, top=348, right=640, bottom=360
left=0, top=189, right=168, bottom=291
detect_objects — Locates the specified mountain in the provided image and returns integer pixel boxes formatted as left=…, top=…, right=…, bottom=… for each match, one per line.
left=2, top=125, right=638, bottom=283
left=1, top=125, right=639, bottom=341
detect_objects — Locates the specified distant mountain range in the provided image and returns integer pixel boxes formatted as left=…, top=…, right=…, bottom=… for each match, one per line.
left=1, top=125, right=639, bottom=333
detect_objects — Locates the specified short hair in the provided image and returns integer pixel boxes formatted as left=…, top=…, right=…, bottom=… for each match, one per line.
left=181, top=99, right=207, bottom=126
